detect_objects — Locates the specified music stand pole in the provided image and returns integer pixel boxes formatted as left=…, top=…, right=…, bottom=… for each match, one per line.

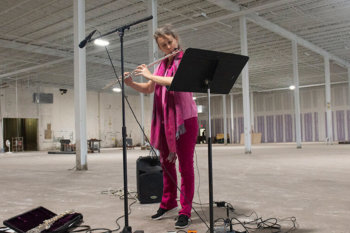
left=207, top=88, right=214, bottom=233
left=167, top=48, right=249, bottom=233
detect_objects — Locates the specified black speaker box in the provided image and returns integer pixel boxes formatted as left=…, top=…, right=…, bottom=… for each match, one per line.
left=136, top=156, right=163, bottom=204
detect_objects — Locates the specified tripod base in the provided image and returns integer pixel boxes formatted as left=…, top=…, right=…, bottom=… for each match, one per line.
left=213, top=227, right=236, bottom=233
left=121, top=226, right=132, bottom=233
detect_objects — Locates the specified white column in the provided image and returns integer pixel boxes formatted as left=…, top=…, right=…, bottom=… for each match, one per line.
left=98, top=92, right=101, bottom=141
left=15, top=80, right=18, bottom=120
left=144, top=0, right=158, bottom=146
left=230, top=94, right=234, bottom=144
left=74, top=0, right=87, bottom=170
left=0, top=86, right=3, bottom=152
left=140, top=94, right=145, bottom=145
left=240, top=15, right=251, bottom=153
left=348, top=67, right=350, bottom=141
left=292, top=40, right=302, bottom=149
left=324, top=56, right=333, bottom=144
left=250, top=92, right=254, bottom=132
left=223, top=95, right=227, bottom=144
left=148, top=0, right=158, bottom=63
left=0, top=119, right=3, bottom=152
left=348, top=67, right=350, bottom=110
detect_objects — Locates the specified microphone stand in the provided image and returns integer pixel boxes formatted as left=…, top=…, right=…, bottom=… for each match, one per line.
left=79, top=15, right=153, bottom=233
left=118, top=26, right=131, bottom=233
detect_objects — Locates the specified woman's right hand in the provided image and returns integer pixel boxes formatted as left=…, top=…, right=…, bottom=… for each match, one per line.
left=123, top=72, right=132, bottom=86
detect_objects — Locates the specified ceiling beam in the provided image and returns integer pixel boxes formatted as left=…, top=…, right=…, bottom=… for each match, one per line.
left=256, top=81, right=349, bottom=93
left=207, top=0, right=350, bottom=68
left=2, top=0, right=348, bottom=81
left=177, top=0, right=299, bottom=32
left=247, top=14, right=350, bottom=68
left=0, top=39, right=138, bottom=79
left=0, top=38, right=70, bottom=57
left=0, top=0, right=33, bottom=17
left=0, top=38, right=137, bottom=67
left=0, top=0, right=296, bottom=79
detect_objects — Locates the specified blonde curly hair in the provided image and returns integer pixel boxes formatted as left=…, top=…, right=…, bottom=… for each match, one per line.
left=154, top=24, right=180, bottom=47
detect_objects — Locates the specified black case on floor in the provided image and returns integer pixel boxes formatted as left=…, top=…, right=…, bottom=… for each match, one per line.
left=3, top=206, right=83, bottom=233
left=136, top=156, right=163, bottom=204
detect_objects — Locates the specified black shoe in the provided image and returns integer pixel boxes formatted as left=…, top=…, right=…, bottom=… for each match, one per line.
left=175, top=214, right=190, bottom=229
left=151, top=207, right=177, bottom=220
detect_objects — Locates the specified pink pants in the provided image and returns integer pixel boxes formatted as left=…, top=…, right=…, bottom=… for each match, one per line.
left=158, top=117, right=198, bottom=218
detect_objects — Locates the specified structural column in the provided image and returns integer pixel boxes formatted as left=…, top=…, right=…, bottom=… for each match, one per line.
left=223, top=95, right=227, bottom=144
left=97, top=92, right=101, bottom=141
left=348, top=67, right=350, bottom=141
left=144, top=0, right=158, bottom=146
left=0, top=87, right=3, bottom=152
left=0, top=120, right=2, bottom=152
left=324, top=56, right=333, bottom=144
left=240, top=15, right=251, bottom=153
left=73, top=0, right=88, bottom=170
left=348, top=67, right=350, bottom=109
left=230, top=94, right=234, bottom=144
left=345, top=66, right=350, bottom=141
left=250, top=92, right=254, bottom=132
left=292, top=40, right=302, bottom=149
left=140, top=94, right=145, bottom=145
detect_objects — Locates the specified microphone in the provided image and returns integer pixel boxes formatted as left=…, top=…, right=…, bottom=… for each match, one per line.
left=79, top=30, right=97, bottom=48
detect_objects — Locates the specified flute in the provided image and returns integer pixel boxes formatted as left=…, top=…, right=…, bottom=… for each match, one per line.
left=102, top=49, right=182, bottom=90
left=26, top=210, right=75, bottom=233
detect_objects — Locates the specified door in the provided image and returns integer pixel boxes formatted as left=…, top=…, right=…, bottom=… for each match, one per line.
left=3, top=118, right=38, bottom=151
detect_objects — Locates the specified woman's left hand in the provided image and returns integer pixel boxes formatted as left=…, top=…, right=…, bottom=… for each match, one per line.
left=135, top=64, right=152, bottom=80
left=167, top=152, right=177, bottom=163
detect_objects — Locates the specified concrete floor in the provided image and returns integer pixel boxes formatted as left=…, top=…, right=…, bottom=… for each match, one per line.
left=1, top=143, right=349, bottom=233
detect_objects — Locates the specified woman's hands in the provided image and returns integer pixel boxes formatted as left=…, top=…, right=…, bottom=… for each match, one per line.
left=123, top=72, right=133, bottom=86
left=124, top=65, right=171, bottom=87
left=124, top=64, right=153, bottom=87
left=134, top=64, right=153, bottom=80
left=134, top=64, right=172, bottom=86
left=166, top=152, right=177, bottom=163
left=121, top=71, right=155, bottom=94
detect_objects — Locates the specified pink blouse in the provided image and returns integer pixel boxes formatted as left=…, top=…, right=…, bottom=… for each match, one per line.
left=150, top=51, right=197, bottom=154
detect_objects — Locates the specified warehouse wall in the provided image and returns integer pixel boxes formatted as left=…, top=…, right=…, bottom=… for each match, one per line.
left=197, top=84, right=350, bottom=143
left=1, top=82, right=349, bottom=151
left=0, top=82, right=152, bottom=151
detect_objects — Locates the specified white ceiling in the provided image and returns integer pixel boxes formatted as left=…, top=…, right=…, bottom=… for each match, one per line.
left=0, top=0, right=349, bottom=95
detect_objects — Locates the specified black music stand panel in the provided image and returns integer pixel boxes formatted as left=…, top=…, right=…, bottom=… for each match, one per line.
left=168, top=48, right=249, bottom=94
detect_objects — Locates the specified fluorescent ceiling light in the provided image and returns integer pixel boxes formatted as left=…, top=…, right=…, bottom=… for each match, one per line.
left=94, top=39, right=109, bottom=46
left=112, top=87, right=121, bottom=92
left=289, top=85, right=295, bottom=90
left=193, top=96, right=197, bottom=100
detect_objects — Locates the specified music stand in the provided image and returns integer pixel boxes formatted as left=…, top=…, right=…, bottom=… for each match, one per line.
left=169, top=48, right=249, bottom=233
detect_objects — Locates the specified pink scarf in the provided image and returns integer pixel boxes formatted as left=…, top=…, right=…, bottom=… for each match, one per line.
left=150, top=51, right=185, bottom=154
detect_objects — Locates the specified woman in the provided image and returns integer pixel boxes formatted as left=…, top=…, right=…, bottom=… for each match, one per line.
left=124, top=25, right=198, bottom=229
